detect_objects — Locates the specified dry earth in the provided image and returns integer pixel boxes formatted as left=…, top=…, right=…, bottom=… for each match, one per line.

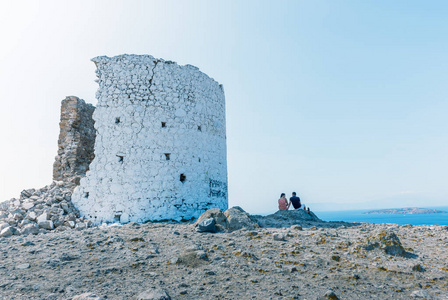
left=1, top=210, right=447, bottom=300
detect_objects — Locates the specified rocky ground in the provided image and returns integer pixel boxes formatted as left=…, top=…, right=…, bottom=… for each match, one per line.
left=0, top=205, right=447, bottom=300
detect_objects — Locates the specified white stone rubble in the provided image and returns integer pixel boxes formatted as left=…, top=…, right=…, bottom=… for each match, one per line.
left=0, top=182, right=89, bottom=236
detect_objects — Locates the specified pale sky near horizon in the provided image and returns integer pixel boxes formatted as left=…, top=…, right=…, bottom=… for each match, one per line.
left=1, top=0, right=447, bottom=214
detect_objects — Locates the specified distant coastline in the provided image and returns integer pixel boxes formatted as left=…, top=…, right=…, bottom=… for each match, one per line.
left=364, top=207, right=447, bottom=215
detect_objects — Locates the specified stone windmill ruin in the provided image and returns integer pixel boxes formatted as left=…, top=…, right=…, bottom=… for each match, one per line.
left=54, top=55, right=228, bottom=224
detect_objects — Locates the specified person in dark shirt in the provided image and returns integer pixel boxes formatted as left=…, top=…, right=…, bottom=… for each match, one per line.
left=289, top=192, right=302, bottom=210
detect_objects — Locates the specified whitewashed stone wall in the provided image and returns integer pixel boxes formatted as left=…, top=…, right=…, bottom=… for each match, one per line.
left=72, top=54, right=228, bottom=223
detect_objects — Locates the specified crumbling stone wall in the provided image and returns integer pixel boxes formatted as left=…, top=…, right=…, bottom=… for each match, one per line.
left=72, top=55, right=228, bottom=223
left=53, top=96, right=96, bottom=187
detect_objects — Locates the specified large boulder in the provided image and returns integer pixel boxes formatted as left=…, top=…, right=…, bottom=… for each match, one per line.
left=194, top=208, right=227, bottom=231
left=194, top=207, right=259, bottom=232
left=196, top=218, right=216, bottom=233
left=224, top=206, right=259, bottom=232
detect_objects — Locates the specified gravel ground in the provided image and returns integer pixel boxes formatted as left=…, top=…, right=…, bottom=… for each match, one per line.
left=1, top=218, right=447, bottom=300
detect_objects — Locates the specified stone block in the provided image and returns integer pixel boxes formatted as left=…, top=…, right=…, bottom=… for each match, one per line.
left=21, top=224, right=39, bottom=235
left=0, top=226, right=19, bottom=237
left=38, top=220, right=54, bottom=230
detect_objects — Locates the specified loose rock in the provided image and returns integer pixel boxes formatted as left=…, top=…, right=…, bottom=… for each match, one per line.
left=21, top=223, right=39, bottom=235
left=196, top=218, right=216, bottom=233
left=0, top=226, right=19, bottom=237
left=273, top=233, right=286, bottom=241
left=134, top=288, right=171, bottom=300
left=16, top=263, right=30, bottom=270
left=410, top=290, right=432, bottom=299
left=72, top=292, right=101, bottom=300
left=38, top=220, right=55, bottom=230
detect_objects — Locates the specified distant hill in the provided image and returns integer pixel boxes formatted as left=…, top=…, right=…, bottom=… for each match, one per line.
left=364, top=207, right=447, bottom=215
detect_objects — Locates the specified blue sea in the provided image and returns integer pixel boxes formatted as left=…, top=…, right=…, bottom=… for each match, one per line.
left=315, top=206, right=448, bottom=226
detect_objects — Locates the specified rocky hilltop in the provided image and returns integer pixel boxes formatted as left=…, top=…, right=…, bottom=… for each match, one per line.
left=364, top=208, right=447, bottom=215
left=0, top=205, right=447, bottom=299
left=2, top=180, right=447, bottom=299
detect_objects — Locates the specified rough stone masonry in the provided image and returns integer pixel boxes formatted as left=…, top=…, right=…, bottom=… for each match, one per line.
left=53, top=96, right=96, bottom=187
left=71, top=54, right=228, bottom=224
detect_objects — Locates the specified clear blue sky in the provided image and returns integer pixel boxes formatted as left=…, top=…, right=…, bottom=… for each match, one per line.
left=1, top=0, right=447, bottom=214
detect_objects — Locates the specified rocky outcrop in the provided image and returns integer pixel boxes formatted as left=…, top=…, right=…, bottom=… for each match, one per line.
left=251, top=209, right=323, bottom=228
left=357, top=229, right=408, bottom=256
left=194, top=207, right=353, bottom=233
left=52, top=96, right=95, bottom=187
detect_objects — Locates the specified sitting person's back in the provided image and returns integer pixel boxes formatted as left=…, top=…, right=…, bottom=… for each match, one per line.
left=289, top=192, right=301, bottom=209
left=278, top=193, right=289, bottom=211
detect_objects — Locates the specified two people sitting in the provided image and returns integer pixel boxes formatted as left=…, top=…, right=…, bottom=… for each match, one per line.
left=278, top=192, right=309, bottom=212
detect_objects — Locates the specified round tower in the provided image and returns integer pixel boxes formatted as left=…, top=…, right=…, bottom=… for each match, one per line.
left=72, top=54, right=228, bottom=223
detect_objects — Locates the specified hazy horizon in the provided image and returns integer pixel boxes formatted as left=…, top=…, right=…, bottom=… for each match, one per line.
left=1, top=0, right=447, bottom=215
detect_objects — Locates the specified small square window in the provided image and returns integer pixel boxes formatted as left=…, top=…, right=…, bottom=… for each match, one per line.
left=161, top=122, right=166, bottom=128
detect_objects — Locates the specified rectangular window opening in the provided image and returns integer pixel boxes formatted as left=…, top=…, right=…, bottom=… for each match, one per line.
left=161, top=122, right=166, bottom=128
left=180, top=174, right=186, bottom=183
left=165, top=153, right=171, bottom=160
left=114, top=214, right=121, bottom=223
